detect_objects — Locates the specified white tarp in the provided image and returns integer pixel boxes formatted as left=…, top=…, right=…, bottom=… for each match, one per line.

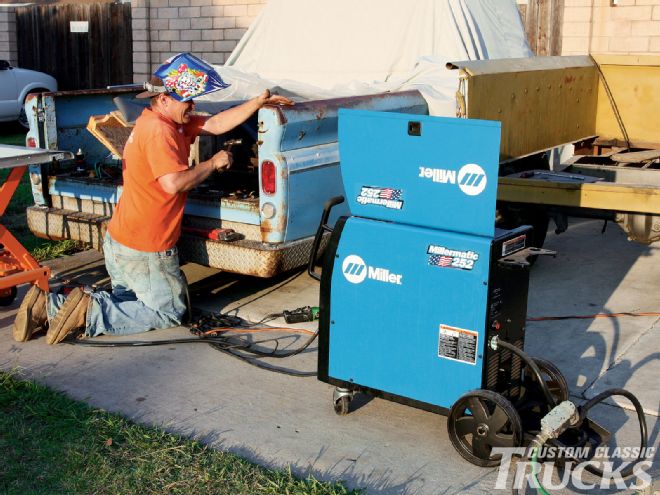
left=201, top=0, right=532, bottom=116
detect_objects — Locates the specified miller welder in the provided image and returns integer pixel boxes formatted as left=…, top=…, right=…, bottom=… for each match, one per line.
left=307, top=110, right=647, bottom=472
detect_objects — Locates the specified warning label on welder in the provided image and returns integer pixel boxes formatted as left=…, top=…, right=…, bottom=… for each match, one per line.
left=438, top=324, right=478, bottom=365
left=502, top=234, right=526, bottom=256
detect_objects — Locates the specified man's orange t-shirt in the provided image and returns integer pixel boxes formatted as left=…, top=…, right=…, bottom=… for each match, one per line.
left=107, top=108, right=205, bottom=252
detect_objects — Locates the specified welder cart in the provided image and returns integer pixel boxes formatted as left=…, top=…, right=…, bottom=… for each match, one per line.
left=308, top=111, right=576, bottom=466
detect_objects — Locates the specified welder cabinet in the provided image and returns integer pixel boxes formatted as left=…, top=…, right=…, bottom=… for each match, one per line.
left=312, top=109, right=558, bottom=467
left=318, top=219, right=533, bottom=413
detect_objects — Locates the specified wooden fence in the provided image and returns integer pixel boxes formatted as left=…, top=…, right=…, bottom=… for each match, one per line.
left=518, top=0, right=564, bottom=56
left=16, top=2, right=132, bottom=91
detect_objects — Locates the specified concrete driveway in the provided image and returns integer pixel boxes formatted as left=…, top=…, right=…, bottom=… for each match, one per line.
left=1, top=219, right=658, bottom=494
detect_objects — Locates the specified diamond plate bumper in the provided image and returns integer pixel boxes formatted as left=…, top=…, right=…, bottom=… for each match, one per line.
left=27, top=206, right=321, bottom=277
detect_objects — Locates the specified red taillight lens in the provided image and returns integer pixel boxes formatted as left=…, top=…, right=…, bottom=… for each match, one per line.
left=261, top=160, right=276, bottom=195
left=26, top=137, right=37, bottom=148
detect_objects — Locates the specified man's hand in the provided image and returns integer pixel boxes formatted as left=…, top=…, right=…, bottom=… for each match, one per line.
left=212, top=150, right=232, bottom=172
left=201, top=90, right=294, bottom=136
left=158, top=151, right=233, bottom=194
left=257, top=89, right=294, bottom=107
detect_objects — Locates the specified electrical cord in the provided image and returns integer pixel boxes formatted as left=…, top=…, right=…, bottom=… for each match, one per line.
left=527, top=311, right=660, bottom=321
left=577, top=388, right=648, bottom=479
left=513, top=390, right=648, bottom=495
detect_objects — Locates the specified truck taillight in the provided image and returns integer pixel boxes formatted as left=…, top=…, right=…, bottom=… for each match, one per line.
left=26, top=137, right=37, bottom=148
left=261, top=160, right=276, bottom=195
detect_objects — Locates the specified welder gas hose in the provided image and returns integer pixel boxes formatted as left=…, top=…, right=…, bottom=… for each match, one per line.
left=517, top=436, right=551, bottom=495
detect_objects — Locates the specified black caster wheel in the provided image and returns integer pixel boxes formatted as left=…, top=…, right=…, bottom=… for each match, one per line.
left=334, top=395, right=351, bottom=416
left=447, top=389, right=523, bottom=467
left=0, top=286, right=17, bottom=306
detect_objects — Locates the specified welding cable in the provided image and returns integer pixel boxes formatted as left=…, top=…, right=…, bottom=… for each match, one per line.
left=68, top=336, right=251, bottom=348
left=240, top=331, right=318, bottom=359
left=495, top=339, right=557, bottom=408
left=527, top=312, right=660, bottom=322
left=207, top=343, right=317, bottom=377
left=69, top=325, right=319, bottom=374
left=198, top=326, right=315, bottom=337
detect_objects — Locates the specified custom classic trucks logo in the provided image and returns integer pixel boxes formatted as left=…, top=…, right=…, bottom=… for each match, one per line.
left=342, top=255, right=402, bottom=285
left=418, top=163, right=487, bottom=196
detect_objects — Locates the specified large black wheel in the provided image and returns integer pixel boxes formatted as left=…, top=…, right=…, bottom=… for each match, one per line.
left=527, top=357, right=569, bottom=404
left=517, top=357, right=570, bottom=432
left=447, top=389, right=523, bottom=467
left=520, top=357, right=569, bottom=409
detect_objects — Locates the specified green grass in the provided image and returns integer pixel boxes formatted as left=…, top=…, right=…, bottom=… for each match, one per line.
left=0, top=371, right=359, bottom=495
left=0, top=122, right=25, bottom=146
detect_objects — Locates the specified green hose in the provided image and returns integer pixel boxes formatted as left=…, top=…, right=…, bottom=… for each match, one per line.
left=530, top=447, right=551, bottom=495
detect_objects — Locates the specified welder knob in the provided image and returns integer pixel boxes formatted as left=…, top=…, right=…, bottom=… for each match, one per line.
left=491, top=321, right=501, bottom=331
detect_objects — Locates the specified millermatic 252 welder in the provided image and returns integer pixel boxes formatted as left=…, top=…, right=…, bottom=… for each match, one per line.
left=306, top=110, right=647, bottom=471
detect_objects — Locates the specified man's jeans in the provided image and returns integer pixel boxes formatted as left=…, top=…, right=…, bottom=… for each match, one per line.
left=46, top=233, right=188, bottom=336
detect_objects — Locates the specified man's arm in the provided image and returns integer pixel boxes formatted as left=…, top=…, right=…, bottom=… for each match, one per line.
left=201, top=89, right=294, bottom=135
left=158, top=150, right=232, bottom=194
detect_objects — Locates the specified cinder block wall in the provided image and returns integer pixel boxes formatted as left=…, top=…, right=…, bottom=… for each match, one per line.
left=562, top=0, right=660, bottom=55
left=0, top=6, right=18, bottom=66
left=131, top=0, right=267, bottom=84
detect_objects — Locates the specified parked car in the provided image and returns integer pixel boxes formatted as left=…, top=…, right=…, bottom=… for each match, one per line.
left=0, top=60, right=57, bottom=128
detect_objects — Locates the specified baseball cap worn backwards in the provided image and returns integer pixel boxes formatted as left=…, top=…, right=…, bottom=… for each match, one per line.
left=136, top=52, right=230, bottom=102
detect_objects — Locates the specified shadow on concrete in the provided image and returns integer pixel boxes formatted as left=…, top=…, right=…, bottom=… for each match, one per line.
left=525, top=219, right=659, bottom=487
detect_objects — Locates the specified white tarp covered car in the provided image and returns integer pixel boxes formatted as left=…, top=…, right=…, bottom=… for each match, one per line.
left=202, top=0, right=532, bottom=116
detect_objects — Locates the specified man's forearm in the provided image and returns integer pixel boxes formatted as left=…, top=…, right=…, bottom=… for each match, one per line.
left=158, top=159, right=217, bottom=194
left=202, top=96, right=262, bottom=135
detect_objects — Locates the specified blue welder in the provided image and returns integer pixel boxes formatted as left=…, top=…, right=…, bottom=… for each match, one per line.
left=306, top=110, right=648, bottom=470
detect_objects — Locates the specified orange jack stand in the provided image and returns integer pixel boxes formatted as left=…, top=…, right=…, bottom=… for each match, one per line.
left=0, top=165, right=50, bottom=306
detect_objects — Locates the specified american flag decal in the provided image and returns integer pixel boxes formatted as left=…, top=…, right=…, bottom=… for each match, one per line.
left=379, top=188, right=402, bottom=200
left=429, top=254, right=453, bottom=267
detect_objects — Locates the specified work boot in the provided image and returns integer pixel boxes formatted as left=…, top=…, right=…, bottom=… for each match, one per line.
left=13, top=285, right=48, bottom=342
left=46, top=288, right=90, bottom=345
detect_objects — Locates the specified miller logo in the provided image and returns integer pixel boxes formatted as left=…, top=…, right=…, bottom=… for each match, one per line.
left=341, top=255, right=402, bottom=285
left=418, top=163, right=487, bottom=196
left=457, top=163, right=487, bottom=196
left=342, top=255, right=367, bottom=284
